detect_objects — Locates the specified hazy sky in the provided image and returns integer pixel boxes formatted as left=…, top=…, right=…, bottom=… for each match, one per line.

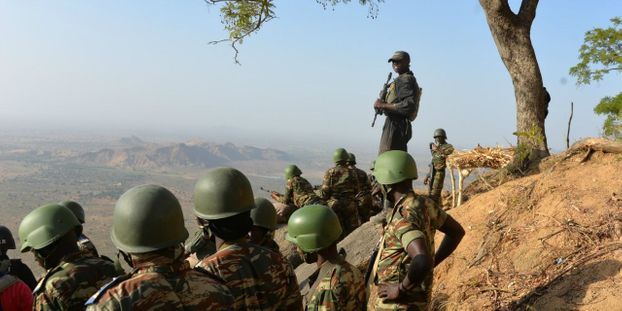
left=1, top=1, right=620, bottom=153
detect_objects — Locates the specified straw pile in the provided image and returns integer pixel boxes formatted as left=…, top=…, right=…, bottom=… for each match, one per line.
left=446, top=146, right=514, bottom=169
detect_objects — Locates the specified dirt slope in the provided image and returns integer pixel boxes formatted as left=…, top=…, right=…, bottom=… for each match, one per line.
left=433, top=144, right=622, bottom=310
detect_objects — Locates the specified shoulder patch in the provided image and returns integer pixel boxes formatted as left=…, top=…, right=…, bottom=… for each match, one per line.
left=85, top=274, right=132, bottom=306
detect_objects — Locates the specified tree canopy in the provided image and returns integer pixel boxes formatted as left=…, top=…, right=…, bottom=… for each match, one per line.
left=570, top=17, right=622, bottom=140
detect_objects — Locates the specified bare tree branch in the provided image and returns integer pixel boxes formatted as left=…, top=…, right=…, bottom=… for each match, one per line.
left=518, top=0, right=538, bottom=24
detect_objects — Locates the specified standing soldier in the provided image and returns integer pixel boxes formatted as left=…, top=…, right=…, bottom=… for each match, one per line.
left=86, top=184, right=234, bottom=310
left=18, top=203, right=118, bottom=310
left=272, top=164, right=322, bottom=222
left=317, top=148, right=361, bottom=237
left=286, top=204, right=365, bottom=310
left=194, top=167, right=303, bottom=310
left=423, top=129, right=455, bottom=204
left=346, top=152, right=374, bottom=223
left=0, top=225, right=37, bottom=290
left=59, top=200, right=99, bottom=258
left=374, top=51, right=421, bottom=154
left=250, top=197, right=281, bottom=254
left=369, top=151, right=464, bottom=310
left=0, top=225, right=34, bottom=310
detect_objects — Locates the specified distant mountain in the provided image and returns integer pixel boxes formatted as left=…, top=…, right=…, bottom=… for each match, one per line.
left=73, top=141, right=292, bottom=169
left=118, top=135, right=145, bottom=146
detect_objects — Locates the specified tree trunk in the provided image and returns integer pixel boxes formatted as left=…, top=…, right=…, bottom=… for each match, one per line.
left=480, top=0, right=550, bottom=164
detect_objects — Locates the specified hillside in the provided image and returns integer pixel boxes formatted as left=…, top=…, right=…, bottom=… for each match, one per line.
left=291, top=138, right=622, bottom=310
left=73, top=141, right=292, bottom=169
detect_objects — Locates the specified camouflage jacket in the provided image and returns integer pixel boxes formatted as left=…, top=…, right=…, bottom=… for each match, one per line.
left=279, top=176, right=321, bottom=208
left=349, top=165, right=372, bottom=197
left=196, top=241, right=302, bottom=310
left=33, top=251, right=118, bottom=311
left=78, top=234, right=99, bottom=258
left=257, top=236, right=281, bottom=254
left=372, top=192, right=447, bottom=309
left=431, top=143, right=454, bottom=170
left=85, top=249, right=234, bottom=310
left=318, top=165, right=358, bottom=201
left=306, top=257, right=365, bottom=311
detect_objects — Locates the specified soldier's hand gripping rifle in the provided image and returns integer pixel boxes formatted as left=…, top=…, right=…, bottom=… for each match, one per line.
left=260, top=186, right=281, bottom=201
left=371, top=72, right=393, bottom=127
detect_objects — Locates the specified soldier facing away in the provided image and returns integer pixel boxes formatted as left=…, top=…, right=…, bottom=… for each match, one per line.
left=369, top=151, right=464, bottom=310
left=374, top=51, right=421, bottom=154
left=193, top=167, right=303, bottom=310
left=272, top=164, right=322, bottom=222
left=86, top=184, right=234, bottom=310
left=0, top=225, right=34, bottom=311
left=317, top=148, right=361, bottom=238
left=249, top=197, right=281, bottom=254
left=59, top=200, right=100, bottom=258
left=346, top=152, right=374, bottom=223
left=423, top=128, right=455, bottom=204
left=286, top=204, right=365, bottom=310
left=18, top=203, right=119, bottom=310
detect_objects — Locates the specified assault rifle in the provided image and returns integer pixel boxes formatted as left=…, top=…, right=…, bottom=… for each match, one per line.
left=371, top=72, right=393, bottom=127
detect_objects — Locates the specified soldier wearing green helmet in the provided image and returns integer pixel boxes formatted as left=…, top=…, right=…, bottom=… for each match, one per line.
left=193, top=167, right=302, bottom=310
left=346, top=152, right=374, bottom=222
left=58, top=200, right=99, bottom=258
left=0, top=225, right=36, bottom=309
left=85, top=184, right=234, bottom=309
left=423, top=128, right=455, bottom=204
left=18, top=203, right=118, bottom=310
left=317, top=148, right=361, bottom=238
left=249, top=197, right=281, bottom=253
left=368, top=150, right=464, bottom=311
left=286, top=204, right=365, bottom=310
left=271, top=164, right=321, bottom=223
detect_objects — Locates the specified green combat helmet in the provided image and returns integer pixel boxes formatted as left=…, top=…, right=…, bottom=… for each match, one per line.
left=347, top=153, right=357, bottom=165
left=0, top=225, right=16, bottom=251
left=373, top=150, right=418, bottom=185
left=251, top=198, right=277, bottom=231
left=434, top=128, right=447, bottom=139
left=285, top=204, right=342, bottom=253
left=194, top=167, right=255, bottom=220
left=333, top=148, right=349, bottom=163
left=59, top=200, right=85, bottom=224
left=18, top=203, right=80, bottom=252
left=111, top=184, right=189, bottom=253
left=284, top=165, right=302, bottom=180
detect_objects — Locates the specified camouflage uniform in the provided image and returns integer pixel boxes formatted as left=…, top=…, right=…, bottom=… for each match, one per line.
left=78, top=234, right=99, bottom=258
left=369, top=192, right=447, bottom=311
left=196, top=241, right=302, bottom=310
left=257, top=235, right=281, bottom=254
left=317, top=165, right=361, bottom=237
left=33, top=251, right=118, bottom=310
left=306, top=257, right=366, bottom=311
left=350, top=165, right=374, bottom=223
left=85, top=249, right=234, bottom=310
left=277, top=176, right=321, bottom=208
left=429, top=143, right=454, bottom=203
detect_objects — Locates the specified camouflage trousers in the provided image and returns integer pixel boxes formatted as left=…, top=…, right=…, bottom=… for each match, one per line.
left=327, top=198, right=361, bottom=238
left=429, top=169, right=445, bottom=204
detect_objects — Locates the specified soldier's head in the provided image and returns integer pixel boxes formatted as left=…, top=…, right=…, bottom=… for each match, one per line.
left=373, top=150, right=418, bottom=199
left=286, top=204, right=342, bottom=264
left=59, top=200, right=85, bottom=224
left=249, top=198, right=277, bottom=245
left=346, top=153, right=357, bottom=166
left=0, top=225, right=16, bottom=256
left=193, top=167, right=255, bottom=242
left=388, top=51, right=410, bottom=74
left=18, top=203, right=82, bottom=269
left=284, top=164, right=302, bottom=180
left=111, top=184, right=189, bottom=267
left=333, top=148, right=349, bottom=165
left=434, top=128, right=447, bottom=144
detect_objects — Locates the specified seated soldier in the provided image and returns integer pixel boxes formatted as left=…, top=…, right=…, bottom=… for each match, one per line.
left=250, top=197, right=281, bottom=254
left=272, top=164, right=321, bottom=223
